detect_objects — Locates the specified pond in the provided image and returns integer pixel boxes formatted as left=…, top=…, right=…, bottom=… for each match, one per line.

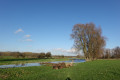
left=0, top=59, right=85, bottom=68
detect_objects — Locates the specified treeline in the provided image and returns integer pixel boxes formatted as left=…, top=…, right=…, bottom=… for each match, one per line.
left=102, top=46, right=120, bottom=59
left=0, top=52, right=52, bottom=59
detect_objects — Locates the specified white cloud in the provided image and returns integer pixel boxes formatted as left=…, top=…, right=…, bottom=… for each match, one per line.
left=24, top=35, right=31, bottom=38
left=53, top=48, right=77, bottom=53
left=15, top=29, right=24, bottom=34
left=24, top=39, right=32, bottom=42
left=27, top=45, right=32, bottom=47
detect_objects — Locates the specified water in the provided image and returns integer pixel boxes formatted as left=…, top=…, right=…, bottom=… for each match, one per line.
left=51, top=59, right=85, bottom=63
left=0, top=59, right=85, bottom=68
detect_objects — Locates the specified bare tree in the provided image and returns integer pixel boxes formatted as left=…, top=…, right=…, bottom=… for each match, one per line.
left=114, top=46, right=120, bottom=58
left=104, top=49, right=111, bottom=59
left=71, top=23, right=106, bottom=61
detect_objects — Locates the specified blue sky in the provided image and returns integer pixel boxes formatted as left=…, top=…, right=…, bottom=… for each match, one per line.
left=0, top=0, right=120, bottom=56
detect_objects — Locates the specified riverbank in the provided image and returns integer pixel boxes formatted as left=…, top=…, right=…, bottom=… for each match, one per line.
left=0, top=56, right=69, bottom=65
left=0, top=59, right=120, bottom=80
left=0, top=59, right=85, bottom=68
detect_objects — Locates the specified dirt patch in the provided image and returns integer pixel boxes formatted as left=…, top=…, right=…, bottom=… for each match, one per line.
left=0, top=74, right=9, bottom=79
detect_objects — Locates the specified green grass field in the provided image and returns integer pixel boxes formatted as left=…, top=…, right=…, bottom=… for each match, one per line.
left=0, top=59, right=120, bottom=80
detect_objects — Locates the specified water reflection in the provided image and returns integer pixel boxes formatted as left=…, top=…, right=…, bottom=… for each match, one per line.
left=0, top=59, right=85, bottom=68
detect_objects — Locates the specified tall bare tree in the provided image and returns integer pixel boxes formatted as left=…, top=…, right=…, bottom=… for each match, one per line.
left=71, top=23, right=106, bottom=61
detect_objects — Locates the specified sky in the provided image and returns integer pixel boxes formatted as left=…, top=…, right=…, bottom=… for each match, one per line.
left=0, top=0, right=120, bottom=56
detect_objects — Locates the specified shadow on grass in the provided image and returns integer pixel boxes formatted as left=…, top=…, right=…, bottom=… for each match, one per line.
left=65, top=77, right=71, bottom=80
left=0, top=58, right=51, bottom=62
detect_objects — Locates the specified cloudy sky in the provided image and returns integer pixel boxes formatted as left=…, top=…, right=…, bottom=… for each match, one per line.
left=0, top=0, right=120, bottom=56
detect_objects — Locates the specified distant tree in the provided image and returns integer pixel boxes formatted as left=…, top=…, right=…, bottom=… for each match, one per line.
left=0, top=52, right=2, bottom=56
left=114, top=46, right=120, bottom=58
left=21, top=53, right=26, bottom=58
left=12, top=52, right=21, bottom=58
left=23, top=52, right=32, bottom=58
left=71, top=23, right=106, bottom=61
left=38, top=52, right=46, bottom=58
left=32, top=53, right=39, bottom=58
left=61, top=55, right=64, bottom=58
left=46, top=52, right=52, bottom=58
left=104, top=49, right=111, bottom=59
left=110, top=49, right=114, bottom=58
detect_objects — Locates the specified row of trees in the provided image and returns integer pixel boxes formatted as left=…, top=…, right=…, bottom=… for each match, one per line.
left=0, top=52, right=52, bottom=59
left=103, top=46, right=120, bottom=59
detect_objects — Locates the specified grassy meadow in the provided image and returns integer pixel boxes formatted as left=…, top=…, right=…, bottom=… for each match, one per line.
left=0, top=59, right=120, bottom=80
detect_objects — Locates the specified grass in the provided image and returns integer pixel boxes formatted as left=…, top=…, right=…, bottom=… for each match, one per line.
left=0, top=59, right=120, bottom=80
left=0, top=56, right=69, bottom=65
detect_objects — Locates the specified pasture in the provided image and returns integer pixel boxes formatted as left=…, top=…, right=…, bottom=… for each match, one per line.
left=0, top=59, right=120, bottom=80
